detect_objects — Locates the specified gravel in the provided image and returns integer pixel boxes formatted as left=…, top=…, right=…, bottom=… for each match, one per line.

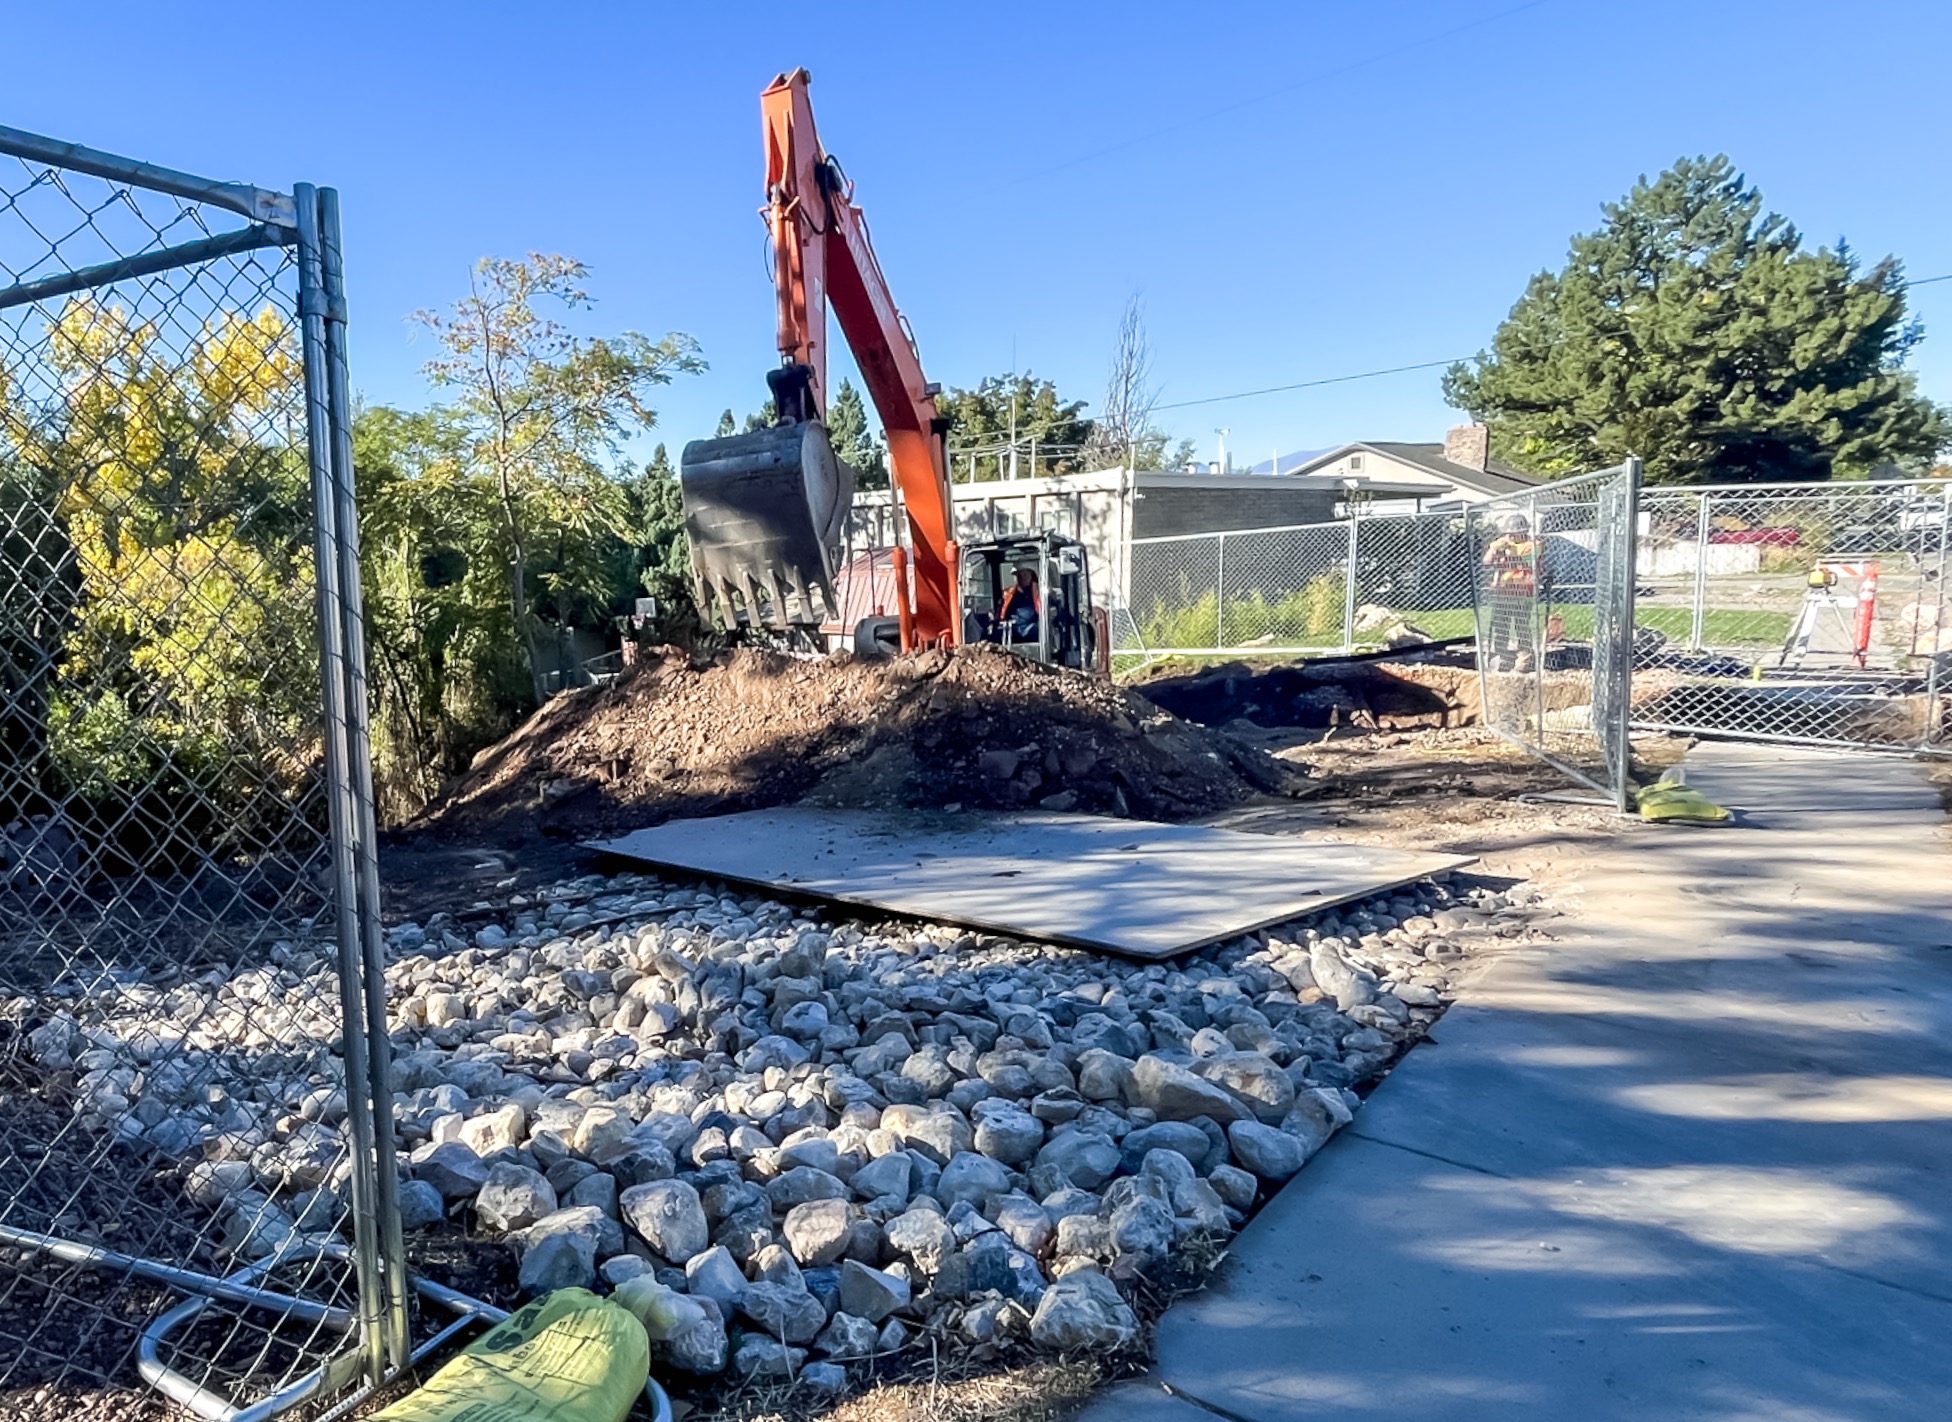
left=8, top=858, right=1546, bottom=1400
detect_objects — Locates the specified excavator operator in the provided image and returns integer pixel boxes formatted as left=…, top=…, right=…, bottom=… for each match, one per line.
left=995, top=565, right=1041, bottom=643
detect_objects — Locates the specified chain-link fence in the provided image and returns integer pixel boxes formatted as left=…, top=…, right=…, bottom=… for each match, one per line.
left=0, top=127, right=404, bottom=1417
left=1116, top=509, right=1480, bottom=666
left=1631, top=480, right=1950, bottom=750
left=1467, top=461, right=1642, bottom=810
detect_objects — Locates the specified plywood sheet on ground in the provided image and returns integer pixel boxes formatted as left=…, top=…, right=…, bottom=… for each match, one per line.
left=589, top=808, right=1473, bottom=960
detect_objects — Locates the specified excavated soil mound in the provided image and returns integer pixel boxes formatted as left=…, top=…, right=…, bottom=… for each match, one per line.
left=416, top=644, right=1303, bottom=843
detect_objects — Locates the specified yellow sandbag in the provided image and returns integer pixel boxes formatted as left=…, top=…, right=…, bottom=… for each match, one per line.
left=374, top=1287, right=649, bottom=1422
left=1635, top=781, right=1731, bottom=825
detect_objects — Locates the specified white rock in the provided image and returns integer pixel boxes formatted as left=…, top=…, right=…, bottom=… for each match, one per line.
left=1226, top=1119, right=1309, bottom=1181
left=735, top=1281, right=826, bottom=1344
left=782, top=1198, right=853, bottom=1266
left=850, top=1152, right=912, bottom=1203
left=573, top=1105, right=633, bottom=1159
left=601, top=1254, right=655, bottom=1285
left=937, top=1152, right=1012, bottom=1209
left=1193, top=1051, right=1295, bottom=1124
left=621, top=1179, right=710, bottom=1263
left=183, top=1159, right=253, bottom=1209
left=730, top=1333, right=804, bottom=1379
left=972, top=1106, right=1044, bottom=1165
left=519, top=1229, right=595, bottom=1294
left=1108, top=1196, right=1175, bottom=1261
left=883, top=1208, right=957, bottom=1274
left=814, top=1310, right=879, bottom=1359
left=475, top=1163, right=557, bottom=1233
left=684, top=1244, right=747, bottom=1309
left=397, top=1178, right=446, bottom=1230
left=460, top=1102, right=526, bottom=1156
left=657, top=1308, right=729, bottom=1375
left=1131, top=1055, right=1247, bottom=1124
left=1033, top=1132, right=1120, bottom=1190
left=800, top=1360, right=847, bottom=1394
left=838, top=1259, right=910, bottom=1323
left=1029, top=1267, right=1138, bottom=1350
left=424, top=992, right=468, bottom=1028
left=417, top=1141, right=489, bottom=1198
left=1309, top=941, right=1379, bottom=1011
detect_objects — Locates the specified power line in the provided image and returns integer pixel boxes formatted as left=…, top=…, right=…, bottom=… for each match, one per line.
left=1157, top=271, right=1952, bottom=413
left=1155, top=358, right=1467, bottom=411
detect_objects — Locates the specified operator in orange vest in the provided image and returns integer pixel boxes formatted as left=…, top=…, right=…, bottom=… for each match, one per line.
left=996, top=564, right=1042, bottom=643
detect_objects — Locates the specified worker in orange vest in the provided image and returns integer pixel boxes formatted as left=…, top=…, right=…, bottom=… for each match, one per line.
left=1482, top=512, right=1540, bottom=671
left=996, top=564, right=1041, bottom=643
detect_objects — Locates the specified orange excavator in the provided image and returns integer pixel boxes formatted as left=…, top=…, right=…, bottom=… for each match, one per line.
left=679, top=69, right=1100, bottom=670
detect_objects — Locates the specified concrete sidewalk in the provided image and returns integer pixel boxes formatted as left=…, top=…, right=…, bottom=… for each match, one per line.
left=1083, top=744, right=1952, bottom=1422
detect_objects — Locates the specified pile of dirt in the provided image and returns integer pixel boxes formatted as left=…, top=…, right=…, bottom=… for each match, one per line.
left=414, top=644, right=1305, bottom=844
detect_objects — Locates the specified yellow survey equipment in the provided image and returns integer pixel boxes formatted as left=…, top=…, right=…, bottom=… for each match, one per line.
left=373, top=1287, right=650, bottom=1422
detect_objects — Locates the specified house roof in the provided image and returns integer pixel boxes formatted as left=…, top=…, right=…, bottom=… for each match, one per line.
left=1294, top=441, right=1542, bottom=497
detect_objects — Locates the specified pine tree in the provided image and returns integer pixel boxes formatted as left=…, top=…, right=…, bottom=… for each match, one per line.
left=826, top=378, right=889, bottom=489
left=1445, top=156, right=1951, bottom=484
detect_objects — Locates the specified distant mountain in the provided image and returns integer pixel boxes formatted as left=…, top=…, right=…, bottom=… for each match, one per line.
left=1241, top=449, right=1333, bottom=475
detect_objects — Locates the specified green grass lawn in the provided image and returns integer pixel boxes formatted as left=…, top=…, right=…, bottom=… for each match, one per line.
left=1417, top=603, right=1793, bottom=646
left=1117, top=601, right=1797, bottom=672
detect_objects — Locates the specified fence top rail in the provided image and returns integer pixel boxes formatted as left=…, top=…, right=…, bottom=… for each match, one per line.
left=0, top=123, right=296, bottom=228
left=1479, top=462, right=1632, bottom=503
left=1126, top=510, right=1469, bottom=546
left=1640, top=478, right=1948, bottom=498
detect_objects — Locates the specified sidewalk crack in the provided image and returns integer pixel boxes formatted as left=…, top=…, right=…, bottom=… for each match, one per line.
left=1160, top=1380, right=1270, bottom=1422
left=1347, top=1129, right=1513, bottom=1178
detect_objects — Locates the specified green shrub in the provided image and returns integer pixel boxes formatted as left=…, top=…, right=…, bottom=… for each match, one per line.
left=1139, top=571, right=1348, bottom=649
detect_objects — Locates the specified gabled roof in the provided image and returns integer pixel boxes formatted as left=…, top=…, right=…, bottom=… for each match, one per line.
left=1293, top=441, right=1542, bottom=497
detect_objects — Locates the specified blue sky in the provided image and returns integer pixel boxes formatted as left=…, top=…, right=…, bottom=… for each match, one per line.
left=11, top=0, right=1949, bottom=467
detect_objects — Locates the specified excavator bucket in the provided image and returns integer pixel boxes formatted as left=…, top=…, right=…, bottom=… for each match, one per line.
left=679, top=420, right=856, bottom=629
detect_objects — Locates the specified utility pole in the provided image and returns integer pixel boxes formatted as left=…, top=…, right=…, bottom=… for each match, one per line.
left=1215, top=428, right=1230, bottom=476
left=1008, top=389, right=1019, bottom=482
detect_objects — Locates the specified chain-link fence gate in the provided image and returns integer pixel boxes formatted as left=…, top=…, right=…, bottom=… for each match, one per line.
left=1631, top=481, right=1950, bottom=750
left=1468, top=461, right=1642, bottom=810
left=0, top=126, right=408, bottom=1417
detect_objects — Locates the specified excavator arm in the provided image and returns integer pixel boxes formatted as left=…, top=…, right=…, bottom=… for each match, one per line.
left=681, top=69, right=959, bottom=648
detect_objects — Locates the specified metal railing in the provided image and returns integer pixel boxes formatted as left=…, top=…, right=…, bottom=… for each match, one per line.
left=1115, top=508, right=1481, bottom=663
left=1468, top=461, right=1643, bottom=810
left=0, top=127, right=403, bottom=1415
left=1631, top=480, right=1950, bottom=750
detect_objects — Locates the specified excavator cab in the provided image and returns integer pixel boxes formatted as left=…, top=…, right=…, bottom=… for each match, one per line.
left=960, top=531, right=1097, bottom=671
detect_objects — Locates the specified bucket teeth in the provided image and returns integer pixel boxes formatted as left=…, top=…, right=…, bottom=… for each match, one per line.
left=679, top=420, right=855, bottom=631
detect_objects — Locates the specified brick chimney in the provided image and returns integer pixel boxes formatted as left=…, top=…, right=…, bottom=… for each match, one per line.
left=1444, top=423, right=1490, bottom=472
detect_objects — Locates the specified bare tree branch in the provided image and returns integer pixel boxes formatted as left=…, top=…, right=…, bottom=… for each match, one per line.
left=1090, top=294, right=1161, bottom=468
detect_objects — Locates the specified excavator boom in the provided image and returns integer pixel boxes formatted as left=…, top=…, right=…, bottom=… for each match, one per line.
left=680, top=69, right=958, bottom=646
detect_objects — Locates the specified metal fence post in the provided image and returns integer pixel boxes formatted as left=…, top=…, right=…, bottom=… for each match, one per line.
left=319, top=187, right=411, bottom=1370
left=1530, top=492, right=1547, bottom=750
left=1613, top=458, right=1644, bottom=808
left=1924, top=484, right=1951, bottom=749
left=295, top=183, right=388, bottom=1387
left=1343, top=513, right=1360, bottom=653
left=1215, top=532, right=1226, bottom=650
left=1689, top=491, right=1711, bottom=650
